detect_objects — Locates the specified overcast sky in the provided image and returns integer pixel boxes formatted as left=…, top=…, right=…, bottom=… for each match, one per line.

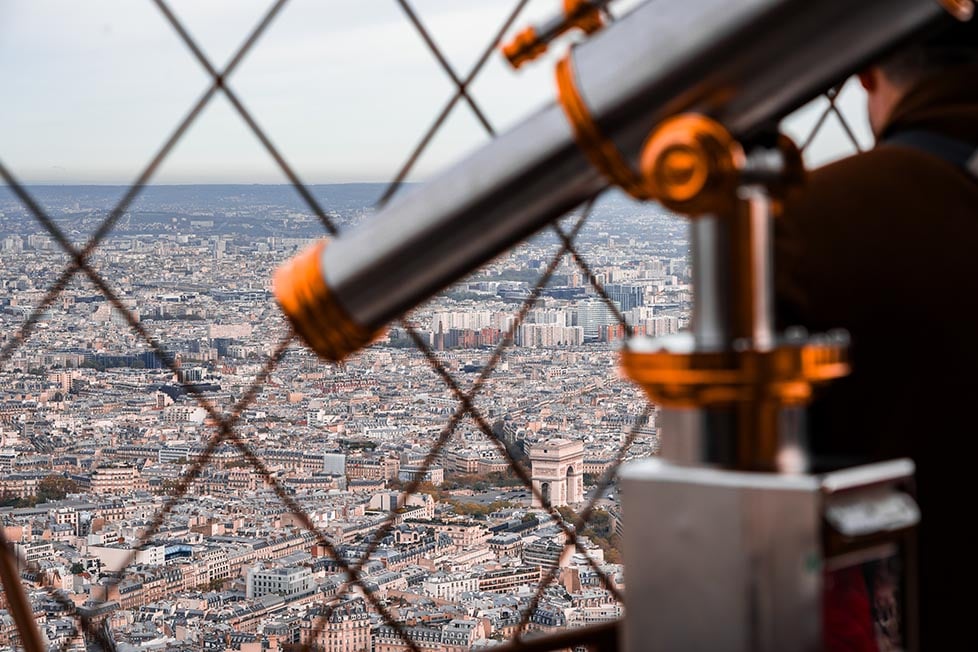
left=0, top=0, right=872, bottom=185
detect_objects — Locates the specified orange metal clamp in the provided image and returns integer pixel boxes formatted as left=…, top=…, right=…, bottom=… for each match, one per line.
left=273, top=240, right=380, bottom=362
left=554, top=55, right=654, bottom=200
left=502, top=0, right=606, bottom=69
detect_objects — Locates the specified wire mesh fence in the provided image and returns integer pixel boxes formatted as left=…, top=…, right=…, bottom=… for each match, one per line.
left=0, top=0, right=866, bottom=649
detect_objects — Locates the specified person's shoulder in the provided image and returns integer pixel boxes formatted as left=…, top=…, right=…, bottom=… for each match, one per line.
left=784, top=147, right=922, bottom=219
left=807, top=147, right=906, bottom=190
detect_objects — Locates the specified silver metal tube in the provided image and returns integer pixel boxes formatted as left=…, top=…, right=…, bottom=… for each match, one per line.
left=678, top=184, right=779, bottom=470
left=574, top=0, right=946, bottom=154
left=314, top=0, right=948, bottom=332
left=744, top=189, right=775, bottom=351
left=690, top=216, right=729, bottom=351
left=689, top=192, right=774, bottom=352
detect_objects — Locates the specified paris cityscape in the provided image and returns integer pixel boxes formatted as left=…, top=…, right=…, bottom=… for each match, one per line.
left=0, top=184, right=689, bottom=651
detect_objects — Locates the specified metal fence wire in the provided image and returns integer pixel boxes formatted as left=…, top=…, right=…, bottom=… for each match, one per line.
left=0, top=0, right=866, bottom=650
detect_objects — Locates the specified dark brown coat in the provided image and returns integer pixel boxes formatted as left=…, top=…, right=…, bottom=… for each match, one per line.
left=776, top=65, right=978, bottom=646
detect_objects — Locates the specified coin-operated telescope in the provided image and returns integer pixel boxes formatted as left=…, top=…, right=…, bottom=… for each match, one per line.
left=274, top=0, right=971, bottom=649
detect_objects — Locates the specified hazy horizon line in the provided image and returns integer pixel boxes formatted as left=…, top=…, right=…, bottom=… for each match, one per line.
left=2, top=181, right=413, bottom=187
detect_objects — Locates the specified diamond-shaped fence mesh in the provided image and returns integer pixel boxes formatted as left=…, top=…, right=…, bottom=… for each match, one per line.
left=0, top=1, right=867, bottom=650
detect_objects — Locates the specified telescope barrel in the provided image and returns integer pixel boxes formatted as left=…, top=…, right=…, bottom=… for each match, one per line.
left=275, top=0, right=952, bottom=361
left=326, top=103, right=602, bottom=331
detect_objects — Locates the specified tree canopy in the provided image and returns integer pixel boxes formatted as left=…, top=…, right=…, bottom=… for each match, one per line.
left=37, top=474, right=79, bottom=502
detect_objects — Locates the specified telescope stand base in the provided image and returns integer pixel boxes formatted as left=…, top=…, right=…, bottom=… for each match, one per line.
left=619, top=458, right=918, bottom=652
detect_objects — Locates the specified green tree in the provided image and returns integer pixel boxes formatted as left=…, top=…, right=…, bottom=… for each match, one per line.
left=0, top=493, right=21, bottom=508
left=556, top=505, right=576, bottom=523
left=36, top=474, right=78, bottom=503
left=159, top=479, right=179, bottom=495
left=579, top=509, right=622, bottom=563
left=442, top=470, right=525, bottom=490
left=588, top=509, right=613, bottom=536
left=70, top=562, right=85, bottom=575
left=449, top=499, right=516, bottom=518
left=414, top=481, right=449, bottom=502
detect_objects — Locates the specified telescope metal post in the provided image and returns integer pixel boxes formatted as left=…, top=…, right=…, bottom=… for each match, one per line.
left=618, top=118, right=917, bottom=651
left=662, top=180, right=787, bottom=471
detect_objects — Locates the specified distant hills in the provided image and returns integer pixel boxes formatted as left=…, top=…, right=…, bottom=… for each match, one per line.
left=0, top=183, right=392, bottom=210
left=0, top=183, right=678, bottom=244
left=0, top=184, right=397, bottom=238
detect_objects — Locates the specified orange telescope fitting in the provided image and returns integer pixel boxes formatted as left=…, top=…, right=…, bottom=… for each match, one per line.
left=273, top=241, right=378, bottom=362
left=502, top=27, right=548, bottom=69
left=502, top=0, right=606, bottom=69
left=555, top=55, right=653, bottom=200
left=938, top=0, right=975, bottom=20
left=620, top=334, right=850, bottom=409
left=564, top=0, right=605, bottom=35
left=639, top=115, right=745, bottom=216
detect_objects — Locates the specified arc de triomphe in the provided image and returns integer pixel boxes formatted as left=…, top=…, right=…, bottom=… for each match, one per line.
left=529, top=438, right=584, bottom=507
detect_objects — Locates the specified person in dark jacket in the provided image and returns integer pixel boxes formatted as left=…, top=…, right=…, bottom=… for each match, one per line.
left=775, top=23, right=978, bottom=650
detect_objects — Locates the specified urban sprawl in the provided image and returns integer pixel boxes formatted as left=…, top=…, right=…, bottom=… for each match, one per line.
left=0, top=185, right=690, bottom=651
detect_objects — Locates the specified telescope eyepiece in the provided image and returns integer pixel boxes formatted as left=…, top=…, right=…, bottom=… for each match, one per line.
left=274, top=241, right=380, bottom=362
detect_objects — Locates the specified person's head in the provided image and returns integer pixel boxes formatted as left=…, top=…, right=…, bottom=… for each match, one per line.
left=857, top=20, right=978, bottom=136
